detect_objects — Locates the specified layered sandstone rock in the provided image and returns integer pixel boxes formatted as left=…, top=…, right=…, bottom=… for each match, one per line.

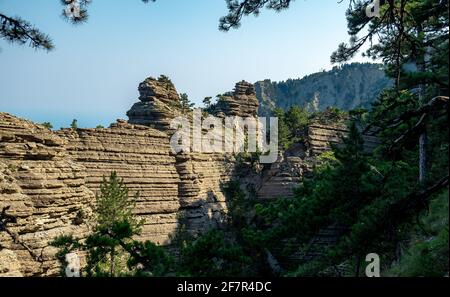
left=127, top=76, right=182, bottom=131
left=308, top=123, right=380, bottom=155
left=256, top=154, right=307, bottom=200
left=0, top=107, right=238, bottom=277
left=213, top=81, right=259, bottom=117
left=175, top=152, right=235, bottom=235
left=0, top=113, right=93, bottom=276
left=0, top=75, right=383, bottom=277
left=56, top=120, right=181, bottom=244
left=125, top=78, right=248, bottom=234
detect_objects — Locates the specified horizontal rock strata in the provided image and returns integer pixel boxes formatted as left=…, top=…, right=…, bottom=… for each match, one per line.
left=1, top=75, right=382, bottom=277
left=308, top=123, right=380, bottom=155
left=0, top=113, right=93, bottom=276
left=56, top=120, right=181, bottom=244
left=127, top=77, right=182, bottom=131
left=212, top=81, right=260, bottom=118
left=175, top=152, right=235, bottom=235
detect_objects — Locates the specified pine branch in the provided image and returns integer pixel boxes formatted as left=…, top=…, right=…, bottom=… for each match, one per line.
left=0, top=13, right=54, bottom=50
left=1, top=0, right=156, bottom=51
left=219, top=0, right=292, bottom=31
left=389, top=174, right=449, bottom=216
left=364, top=96, right=449, bottom=135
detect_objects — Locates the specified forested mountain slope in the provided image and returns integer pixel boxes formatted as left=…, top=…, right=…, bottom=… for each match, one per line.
left=255, top=63, right=392, bottom=116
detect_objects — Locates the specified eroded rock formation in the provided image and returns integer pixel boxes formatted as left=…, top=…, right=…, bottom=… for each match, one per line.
left=126, top=77, right=245, bottom=235
left=56, top=120, right=180, bottom=244
left=127, top=76, right=182, bottom=131
left=308, top=123, right=380, bottom=155
left=211, top=81, right=260, bottom=118
left=0, top=113, right=93, bottom=276
left=0, top=75, right=380, bottom=277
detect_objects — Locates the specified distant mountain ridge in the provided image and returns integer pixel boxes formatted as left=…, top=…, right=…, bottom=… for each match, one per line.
left=254, top=63, right=392, bottom=116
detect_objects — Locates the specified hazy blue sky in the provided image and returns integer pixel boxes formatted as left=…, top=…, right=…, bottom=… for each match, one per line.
left=0, top=0, right=372, bottom=128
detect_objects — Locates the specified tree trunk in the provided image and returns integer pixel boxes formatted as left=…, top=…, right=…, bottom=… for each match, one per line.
left=264, top=248, right=282, bottom=276
left=110, top=248, right=115, bottom=276
left=419, top=130, right=427, bottom=183
left=416, top=24, right=428, bottom=184
left=355, top=254, right=361, bottom=277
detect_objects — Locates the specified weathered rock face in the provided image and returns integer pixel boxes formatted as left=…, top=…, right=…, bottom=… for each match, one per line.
left=256, top=153, right=310, bottom=200
left=308, top=123, right=380, bottom=155
left=0, top=113, right=93, bottom=276
left=241, top=121, right=380, bottom=201
left=213, top=81, right=259, bottom=117
left=254, top=63, right=392, bottom=116
left=0, top=75, right=381, bottom=277
left=56, top=120, right=181, bottom=244
left=127, top=77, right=182, bottom=131
left=125, top=78, right=244, bottom=234
left=0, top=111, right=236, bottom=276
left=175, top=152, right=235, bottom=235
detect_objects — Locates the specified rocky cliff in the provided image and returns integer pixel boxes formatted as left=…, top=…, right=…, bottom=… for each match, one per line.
left=56, top=120, right=181, bottom=244
left=127, top=76, right=183, bottom=131
left=308, top=123, right=380, bottom=155
left=255, top=63, right=392, bottom=116
left=211, top=81, right=260, bottom=118
left=0, top=113, right=93, bottom=276
left=0, top=75, right=380, bottom=276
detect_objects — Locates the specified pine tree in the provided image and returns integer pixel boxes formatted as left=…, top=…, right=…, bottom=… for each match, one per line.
left=51, top=172, right=173, bottom=277
left=94, top=172, right=141, bottom=276
left=179, top=93, right=195, bottom=112
left=203, top=96, right=212, bottom=107
left=70, top=119, right=78, bottom=130
left=96, top=171, right=140, bottom=231
left=272, top=107, right=291, bottom=150
left=41, top=122, right=53, bottom=129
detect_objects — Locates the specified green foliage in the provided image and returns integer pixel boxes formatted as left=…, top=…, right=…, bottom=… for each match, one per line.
left=179, top=93, right=195, bottom=112
left=203, top=96, right=212, bottom=107
left=126, top=240, right=174, bottom=276
left=273, top=107, right=290, bottom=150
left=96, top=125, right=104, bottom=129
left=387, top=190, right=449, bottom=277
left=0, top=13, right=54, bottom=50
left=43, top=0, right=449, bottom=278
left=316, top=151, right=337, bottom=165
left=178, top=229, right=251, bottom=277
left=157, top=74, right=173, bottom=86
left=256, top=63, right=391, bottom=117
left=6, top=163, right=17, bottom=172
left=50, top=235, right=82, bottom=276
left=234, top=151, right=262, bottom=176
left=237, top=117, right=448, bottom=276
left=41, top=122, right=53, bottom=129
left=312, top=106, right=347, bottom=125
left=83, top=220, right=135, bottom=277
left=273, top=105, right=310, bottom=150
left=0, top=0, right=158, bottom=51
left=96, top=172, right=142, bottom=232
left=82, top=220, right=172, bottom=277
left=285, top=105, right=309, bottom=140
left=223, top=180, right=249, bottom=230
left=219, top=0, right=293, bottom=31
left=70, top=119, right=78, bottom=130
left=88, top=172, right=144, bottom=276
left=52, top=172, right=172, bottom=277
